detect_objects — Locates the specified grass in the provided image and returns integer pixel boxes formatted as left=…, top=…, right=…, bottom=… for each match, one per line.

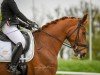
left=56, top=33, right=100, bottom=74
left=57, top=59, right=100, bottom=73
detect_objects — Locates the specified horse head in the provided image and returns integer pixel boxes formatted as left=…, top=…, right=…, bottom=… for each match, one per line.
left=65, top=14, right=88, bottom=59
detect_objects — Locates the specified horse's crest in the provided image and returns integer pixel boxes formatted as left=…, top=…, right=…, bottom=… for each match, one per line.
left=42, top=16, right=80, bottom=29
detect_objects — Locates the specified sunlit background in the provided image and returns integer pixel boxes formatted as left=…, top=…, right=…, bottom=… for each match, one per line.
left=0, top=0, right=100, bottom=75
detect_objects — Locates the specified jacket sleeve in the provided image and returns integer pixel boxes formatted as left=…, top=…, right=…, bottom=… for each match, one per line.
left=7, top=0, right=30, bottom=22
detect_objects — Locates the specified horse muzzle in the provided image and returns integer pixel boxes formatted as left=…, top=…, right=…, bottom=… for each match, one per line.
left=77, top=52, right=86, bottom=59
left=74, top=45, right=88, bottom=59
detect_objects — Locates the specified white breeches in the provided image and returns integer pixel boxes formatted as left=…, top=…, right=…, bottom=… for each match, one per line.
left=2, top=23, right=26, bottom=48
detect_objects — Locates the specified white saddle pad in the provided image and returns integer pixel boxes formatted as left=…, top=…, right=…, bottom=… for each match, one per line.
left=0, top=28, right=34, bottom=62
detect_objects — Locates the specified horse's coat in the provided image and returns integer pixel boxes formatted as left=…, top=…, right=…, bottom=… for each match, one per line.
left=0, top=15, right=88, bottom=75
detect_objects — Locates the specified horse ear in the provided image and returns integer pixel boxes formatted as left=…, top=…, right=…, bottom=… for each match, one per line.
left=81, top=14, right=88, bottom=24
left=80, top=14, right=88, bottom=27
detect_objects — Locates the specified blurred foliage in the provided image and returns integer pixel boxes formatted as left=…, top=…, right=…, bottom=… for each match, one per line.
left=0, top=12, right=2, bottom=21
left=58, top=59, right=100, bottom=73
left=93, top=33, right=100, bottom=60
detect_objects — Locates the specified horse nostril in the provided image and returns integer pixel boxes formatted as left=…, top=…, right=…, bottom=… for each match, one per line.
left=74, top=50, right=87, bottom=59
left=76, top=52, right=86, bottom=59
left=80, top=53, right=86, bottom=58
left=82, top=53, right=86, bottom=57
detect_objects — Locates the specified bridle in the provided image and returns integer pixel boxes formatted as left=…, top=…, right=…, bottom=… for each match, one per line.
left=66, top=19, right=88, bottom=55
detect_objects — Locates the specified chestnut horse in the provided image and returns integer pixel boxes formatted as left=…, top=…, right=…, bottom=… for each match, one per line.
left=0, top=14, right=88, bottom=75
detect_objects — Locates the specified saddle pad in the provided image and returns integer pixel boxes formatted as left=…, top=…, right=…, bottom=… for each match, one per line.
left=0, top=28, right=34, bottom=62
left=0, top=41, right=12, bottom=61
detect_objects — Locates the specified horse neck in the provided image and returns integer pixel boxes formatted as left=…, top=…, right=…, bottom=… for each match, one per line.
left=42, top=19, right=68, bottom=55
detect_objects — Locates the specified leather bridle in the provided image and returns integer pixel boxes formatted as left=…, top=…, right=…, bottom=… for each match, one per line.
left=66, top=19, right=88, bottom=55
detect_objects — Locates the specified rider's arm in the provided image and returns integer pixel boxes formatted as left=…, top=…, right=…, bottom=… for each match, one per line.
left=7, top=0, right=32, bottom=23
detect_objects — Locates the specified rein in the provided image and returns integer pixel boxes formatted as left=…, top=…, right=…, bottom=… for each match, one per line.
left=33, top=25, right=70, bottom=47
left=41, top=30, right=72, bottom=48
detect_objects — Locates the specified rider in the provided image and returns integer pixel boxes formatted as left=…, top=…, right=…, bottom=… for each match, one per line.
left=0, top=0, right=36, bottom=62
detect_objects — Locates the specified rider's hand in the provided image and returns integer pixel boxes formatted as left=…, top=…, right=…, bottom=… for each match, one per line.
left=28, top=21, right=38, bottom=28
left=31, top=22, right=39, bottom=29
left=27, top=20, right=39, bottom=29
left=25, top=25, right=32, bottom=30
left=31, top=22, right=38, bottom=27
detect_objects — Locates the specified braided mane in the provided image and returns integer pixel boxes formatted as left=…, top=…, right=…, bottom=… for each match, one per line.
left=42, top=16, right=80, bottom=29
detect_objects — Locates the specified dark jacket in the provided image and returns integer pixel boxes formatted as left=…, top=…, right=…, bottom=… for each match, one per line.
left=0, top=0, right=30, bottom=27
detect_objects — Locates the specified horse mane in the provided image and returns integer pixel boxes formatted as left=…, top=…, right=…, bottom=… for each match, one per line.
left=42, top=16, right=80, bottom=29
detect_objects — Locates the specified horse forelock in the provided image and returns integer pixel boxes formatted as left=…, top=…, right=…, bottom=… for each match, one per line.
left=42, top=16, right=80, bottom=29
